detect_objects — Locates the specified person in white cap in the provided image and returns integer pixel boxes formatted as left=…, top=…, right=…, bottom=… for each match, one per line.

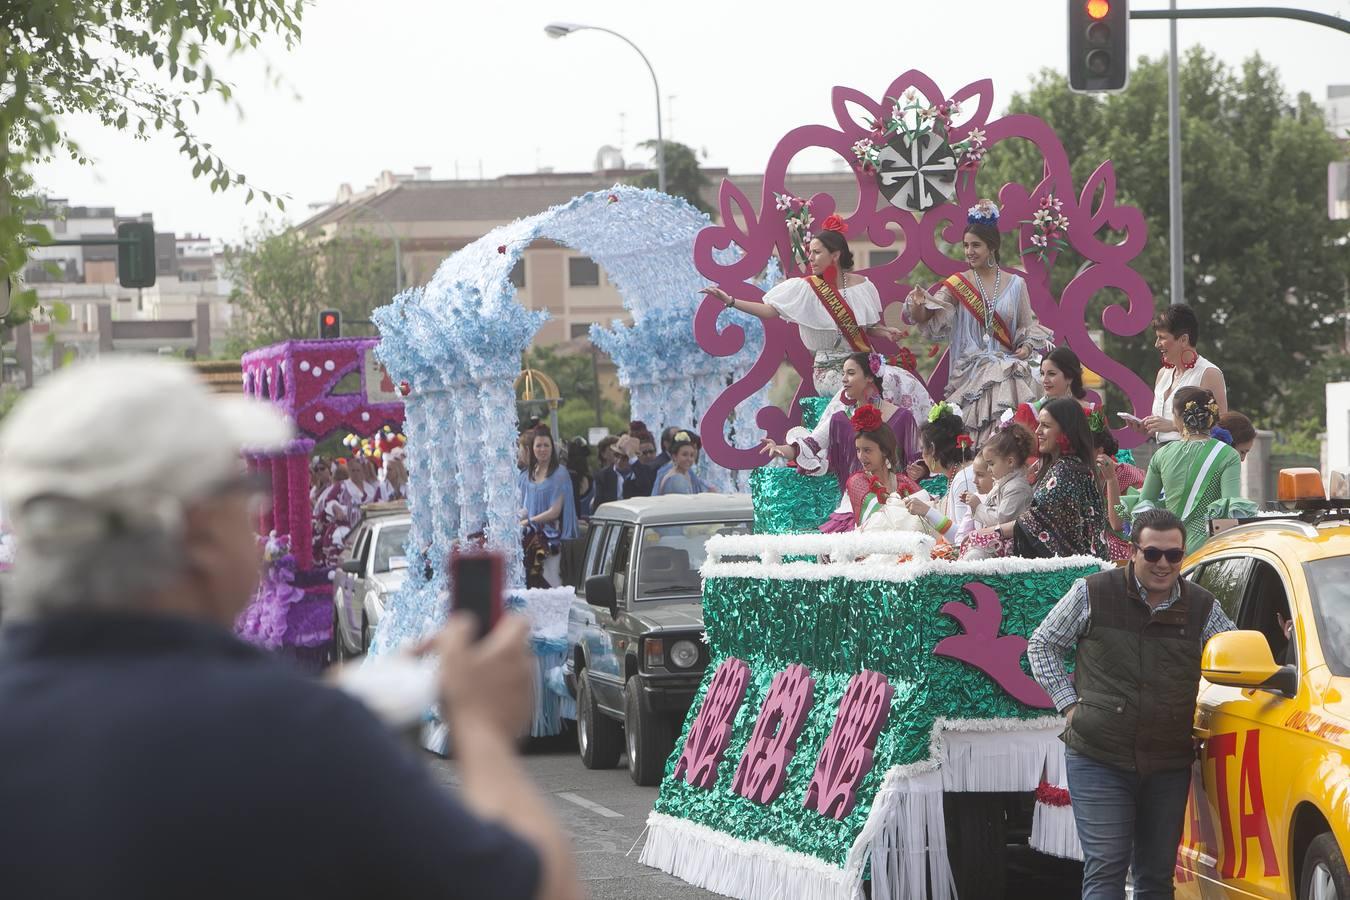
left=0, top=358, right=581, bottom=900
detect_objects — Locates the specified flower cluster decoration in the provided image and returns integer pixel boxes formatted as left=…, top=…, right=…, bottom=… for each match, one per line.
left=1020, top=195, right=1071, bottom=263
left=774, top=192, right=816, bottom=268
left=850, top=89, right=987, bottom=175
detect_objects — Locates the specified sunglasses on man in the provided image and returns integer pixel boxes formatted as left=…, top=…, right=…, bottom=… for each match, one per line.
left=1138, top=546, right=1186, bottom=564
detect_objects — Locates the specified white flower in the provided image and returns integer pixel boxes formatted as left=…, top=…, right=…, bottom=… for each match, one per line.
left=948, top=100, right=962, bottom=115
left=1055, top=215, right=1071, bottom=230
left=967, top=128, right=987, bottom=146
left=905, top=88, right=917, bottom=101
left=774, top=193, right=792, bottom=212
left=1034, top=209, right=1051, bottom=225
left=920, top=106, right=936, bottom=120
left=1053, top=198, right=1064, bottom=212
left=852, top=138, right=874, bottom=156
left=1031, top=234, right=1048, bottom=247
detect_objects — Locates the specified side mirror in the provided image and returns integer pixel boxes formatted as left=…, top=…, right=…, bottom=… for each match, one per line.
left=341, top=559, right=363, bottom=575
left=1202, top=630, right=1297, bottom=696
left=585, top=574, right=618, bottom=616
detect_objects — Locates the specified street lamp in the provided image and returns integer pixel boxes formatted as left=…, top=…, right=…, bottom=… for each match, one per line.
left=545, top=21, right=666, bottom=195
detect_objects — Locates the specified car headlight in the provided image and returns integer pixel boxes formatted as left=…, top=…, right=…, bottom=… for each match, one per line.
left=669, top=639, right=700, bottom=669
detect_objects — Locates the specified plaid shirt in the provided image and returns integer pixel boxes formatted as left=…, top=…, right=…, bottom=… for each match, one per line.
left=1028, top=572, right=1236, bottom=712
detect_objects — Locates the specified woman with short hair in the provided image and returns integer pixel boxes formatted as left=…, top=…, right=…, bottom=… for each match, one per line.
left=1131, top=304, right=1227, bottom=444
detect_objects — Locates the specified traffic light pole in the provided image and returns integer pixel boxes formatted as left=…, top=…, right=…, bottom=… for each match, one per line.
left=1129, top=7, right=1350, bottom=34
left=1167, top=0, right=1183, bottom=306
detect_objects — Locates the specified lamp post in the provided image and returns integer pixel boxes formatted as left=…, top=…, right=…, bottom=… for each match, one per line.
left=545, top=21, right=666, bottom=195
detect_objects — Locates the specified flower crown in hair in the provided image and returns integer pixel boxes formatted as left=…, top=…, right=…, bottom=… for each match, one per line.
left=673, top=430, right=692, bottom=443
left=955, top=435, right=974, bottom=450
left=928, top=400, right=964, bottom=423
left=967, top=200, right=999, bottom=226
left=851, top=403, right=883, bottom=433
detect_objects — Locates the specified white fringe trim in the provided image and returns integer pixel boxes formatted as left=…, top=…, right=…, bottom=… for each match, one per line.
left=1031, top=800, right=1082, bottom=860
left=702, top=533, right=1110, bottom=583
left=642, top=716, right=1078, bottom=899
left=640, top=812, right=856, bottom=900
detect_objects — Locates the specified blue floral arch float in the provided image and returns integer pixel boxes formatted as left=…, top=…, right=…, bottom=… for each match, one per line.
left=370, top=184, right=769, bottom=655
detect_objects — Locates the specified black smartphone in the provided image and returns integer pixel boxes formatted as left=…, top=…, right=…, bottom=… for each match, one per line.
left=449, top=548, right=504, bottom=640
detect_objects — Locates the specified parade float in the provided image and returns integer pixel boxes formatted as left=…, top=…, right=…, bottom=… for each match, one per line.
left=629, top=69, right=1160, bottom=899
left=233, top=337, right=404, bottom=666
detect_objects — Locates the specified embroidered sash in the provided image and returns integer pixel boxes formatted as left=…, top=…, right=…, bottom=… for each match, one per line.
left=943, top=273, right=1015, bottom=352
left=806, top=275, right=872, bottom=353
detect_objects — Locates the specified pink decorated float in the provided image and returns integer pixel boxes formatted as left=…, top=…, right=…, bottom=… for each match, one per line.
left=234, top=338, right=405, bottom=664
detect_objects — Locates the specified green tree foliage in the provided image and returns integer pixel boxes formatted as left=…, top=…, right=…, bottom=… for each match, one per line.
left=976, top=52, right=1350, bottom=439
left=2, top=0, right=303, bottom=325
left=630, top=140, right=713, bottom=214
left=225, top=222, right=396, bottom=351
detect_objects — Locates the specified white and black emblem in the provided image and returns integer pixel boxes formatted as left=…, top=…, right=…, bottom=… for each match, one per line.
left=876, top=132, right=958, bottom=211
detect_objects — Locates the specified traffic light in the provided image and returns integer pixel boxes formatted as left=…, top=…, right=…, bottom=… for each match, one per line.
left=318, top=309, right=341, bottom=339
left=1068, top=0, right=1129, bottom=93
left=116, top=221, right=157, bottom=289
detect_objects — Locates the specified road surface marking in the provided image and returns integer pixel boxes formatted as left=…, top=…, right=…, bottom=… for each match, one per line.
left=557, top=791, right=624, bottom=819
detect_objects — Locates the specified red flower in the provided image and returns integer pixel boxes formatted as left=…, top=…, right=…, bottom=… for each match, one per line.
left=851, top=403, right=883, bottom=433
left=927, top=343, right=941, bottom=359
left=496, top=245, right=507, bottom=254
left=890, top=347, right=918, bottom=372
left=607, top=193, right=619, bottom=204
left=398, top=381, right=411, bottom=397
left=821, top=213, right=848, bottom=235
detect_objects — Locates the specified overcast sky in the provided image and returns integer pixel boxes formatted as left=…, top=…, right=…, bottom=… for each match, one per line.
left=32, top=0, right=1350, bottom=243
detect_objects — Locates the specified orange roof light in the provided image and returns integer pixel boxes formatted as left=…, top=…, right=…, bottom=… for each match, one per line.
left=1278, top=468, right=1325, bottom=503
left=1085, top=0, right=1111, bottom=19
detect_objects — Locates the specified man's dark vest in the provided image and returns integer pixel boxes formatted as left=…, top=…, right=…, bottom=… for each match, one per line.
left=1062, top=565, right=1215, bottom=774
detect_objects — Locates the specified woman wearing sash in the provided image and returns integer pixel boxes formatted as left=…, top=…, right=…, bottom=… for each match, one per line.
left=703, top=215, right=933, bottom=417
left=760, top=352, right=922, bottom=532
left=905, top=200, right=1052, bottom=442
left=1122, top=387, right=1253, bottom=554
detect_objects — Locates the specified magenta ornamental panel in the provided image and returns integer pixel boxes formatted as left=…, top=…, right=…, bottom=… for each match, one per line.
left=241, top=338, right=405, bottom=441
left=673, top=657, right=751, bottom=789
left=933, top=582, right=1054, bottom=709
left=693, top=71, right=1155, bottom=469
left=803, top=669, right=894, bottom=820
left=732, top=663, right=816, bottom=805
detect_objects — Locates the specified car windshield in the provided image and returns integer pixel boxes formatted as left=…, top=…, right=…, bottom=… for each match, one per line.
left=373, top=523, right=411, bottom=574
left=636, top=521, right=750, bottom=599
left=1304, top=556, right=1350, bottom=676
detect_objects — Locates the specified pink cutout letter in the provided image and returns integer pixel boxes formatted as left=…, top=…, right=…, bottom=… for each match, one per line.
left=933, top=581, right=1054, bottom=708
left=732, top=663, right=816, bottom=804
left=673, top=657, right=751, bottom=789
left=804, top=670, right=894, bottom=820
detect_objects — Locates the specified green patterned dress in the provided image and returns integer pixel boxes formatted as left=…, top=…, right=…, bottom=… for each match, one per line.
left=1123, top=437, right=1254, bottom=553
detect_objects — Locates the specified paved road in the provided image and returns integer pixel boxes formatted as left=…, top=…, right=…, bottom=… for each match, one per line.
left=427, top=733, right=1086, bottom=900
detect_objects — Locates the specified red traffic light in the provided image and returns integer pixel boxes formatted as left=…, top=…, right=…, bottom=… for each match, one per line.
left=1085, top=0, right=1110, bottom=19
left=323, top=314, right=337, bottom=326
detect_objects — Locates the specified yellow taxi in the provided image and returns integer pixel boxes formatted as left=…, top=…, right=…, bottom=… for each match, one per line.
left=1176, top=470, right=1350, bottom=899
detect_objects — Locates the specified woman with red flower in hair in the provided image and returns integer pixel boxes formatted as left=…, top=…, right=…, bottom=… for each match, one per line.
left=761, top=352, right=922, bottom=531
left=703, top=215, right=932, bottom=417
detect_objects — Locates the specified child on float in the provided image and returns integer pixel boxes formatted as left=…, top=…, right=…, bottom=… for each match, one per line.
left=903, top=403, right=979, bottom=545
left=958, top=424, right=1036, bottom=559
left=1094, top=425, right=1146, bottom=562
left=840, top=404, right=925, bottom=530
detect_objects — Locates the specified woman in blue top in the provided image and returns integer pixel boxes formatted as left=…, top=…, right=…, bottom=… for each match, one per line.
left=654, top=431, right=717, bottom=496
left=517, top=426, right=578, bottom=587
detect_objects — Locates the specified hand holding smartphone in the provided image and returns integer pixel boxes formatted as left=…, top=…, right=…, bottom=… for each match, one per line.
left=450, top=548, right=504, bottom=640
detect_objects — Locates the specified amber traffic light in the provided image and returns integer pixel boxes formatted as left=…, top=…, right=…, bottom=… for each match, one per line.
left=1069, top=0, right=1129, bottom=92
